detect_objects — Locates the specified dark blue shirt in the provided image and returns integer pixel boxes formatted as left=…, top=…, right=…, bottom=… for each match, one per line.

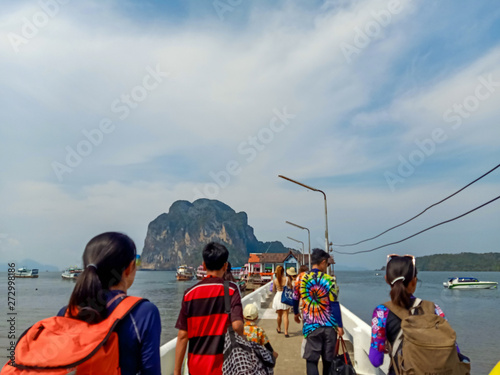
left=58, top=290, right=161, bottom=375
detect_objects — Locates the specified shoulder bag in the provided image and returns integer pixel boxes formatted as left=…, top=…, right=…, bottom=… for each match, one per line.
left=222, top=282, right=275, bottom=375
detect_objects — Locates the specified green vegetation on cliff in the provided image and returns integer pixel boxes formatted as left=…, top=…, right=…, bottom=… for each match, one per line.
left=140, top=199, right=288, bottom=270
left=416, top=252, right=500, bottom=271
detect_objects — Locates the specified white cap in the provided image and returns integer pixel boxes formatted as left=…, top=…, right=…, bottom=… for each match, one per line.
left=243, top=303, right=259, bottom=320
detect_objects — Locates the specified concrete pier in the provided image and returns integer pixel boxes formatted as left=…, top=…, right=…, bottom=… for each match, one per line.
left=256, top=293, right=353, bottom=374
left=159, top=282, right=389, bottom=375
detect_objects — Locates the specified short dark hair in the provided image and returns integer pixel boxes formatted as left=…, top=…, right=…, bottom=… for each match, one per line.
left=311, top=248, right=330, bottom=266
left=203, top=242, right=229, bottom=271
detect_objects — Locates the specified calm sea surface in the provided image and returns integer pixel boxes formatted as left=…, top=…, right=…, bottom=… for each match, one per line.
left=1, top=270, right=499, bottom=374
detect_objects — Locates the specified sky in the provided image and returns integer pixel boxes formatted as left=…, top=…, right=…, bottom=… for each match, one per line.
left=1, top=0, right=499, bottom=270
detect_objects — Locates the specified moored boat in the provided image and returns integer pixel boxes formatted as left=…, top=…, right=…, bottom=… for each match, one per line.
left=62, top=267, right=83, bottom=280
left=177, top=265, right=195, bottom=281
left=196, top=265, right=206, bottom=280
left=14, top=267, right=39, bottom=278
left=443, top=277, right=498, bottom=289
left=245, top=274, right=263, bottom=291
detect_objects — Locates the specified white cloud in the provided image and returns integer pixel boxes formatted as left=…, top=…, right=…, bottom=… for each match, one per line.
left=1, top=0, right=499, bottom=269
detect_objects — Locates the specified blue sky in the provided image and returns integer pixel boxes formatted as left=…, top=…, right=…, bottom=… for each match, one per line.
left=1, top=0, right=499, bottom=270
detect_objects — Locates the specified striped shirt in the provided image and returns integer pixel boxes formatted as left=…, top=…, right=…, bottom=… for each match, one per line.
left=175, top=276, right=243, bottom=375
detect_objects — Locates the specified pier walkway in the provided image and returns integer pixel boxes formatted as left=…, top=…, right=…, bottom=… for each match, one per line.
left=159, top=282, right=389, bottom=375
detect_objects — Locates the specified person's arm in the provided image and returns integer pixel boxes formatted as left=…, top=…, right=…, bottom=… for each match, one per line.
left=329, top=280, right=343, bottom=333
left=174, top=329, right=189, bottom=375
left=369, top=305, right=388, bottom=367
left=232, top=319, right=244, bottom=336
left=174, top=294, right=189, bottom=375
left=230, top=282, right=244, bottom=335
left=137, top=303, right=162, bottom=375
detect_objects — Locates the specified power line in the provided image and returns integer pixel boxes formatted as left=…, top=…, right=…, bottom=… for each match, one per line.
left=333, top=162, right=500, bottom=247
left=333, top=194, right=500, bottom=255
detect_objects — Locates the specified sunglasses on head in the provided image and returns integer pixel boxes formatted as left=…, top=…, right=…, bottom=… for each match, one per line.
left=386, top=254, right=416, bottom=280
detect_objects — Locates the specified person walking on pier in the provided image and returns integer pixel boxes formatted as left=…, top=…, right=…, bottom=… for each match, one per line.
left=272, top=265, right=292, bottom=336
left=243, top=303, right=279, bottom=360
left=174, top=242, right=244, bottom=375
left=369, top=254, right=470, bottom=375
left=293, top=249, right=344, bottom=375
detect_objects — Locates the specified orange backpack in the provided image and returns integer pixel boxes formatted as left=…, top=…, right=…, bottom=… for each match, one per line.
left=1, top=296, right=143, bottom=375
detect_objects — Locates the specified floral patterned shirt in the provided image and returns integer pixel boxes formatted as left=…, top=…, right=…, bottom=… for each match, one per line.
left=244, top=320, right=269, bottom=346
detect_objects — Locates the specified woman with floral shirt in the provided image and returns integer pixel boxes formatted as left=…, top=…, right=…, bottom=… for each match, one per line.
left=369, top=254, right=464, bottom=374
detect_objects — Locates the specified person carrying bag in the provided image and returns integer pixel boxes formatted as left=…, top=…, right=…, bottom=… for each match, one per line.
left=222, top=282, right=275, bottom=375
left=330, top=335, right=356, bottom=375
left=369, top=254, right=470, bottom=375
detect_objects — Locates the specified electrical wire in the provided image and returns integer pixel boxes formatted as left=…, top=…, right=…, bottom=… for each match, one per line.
left=333, top=194, right=500, bottom=255
left=333, top=162, right=500, bottom=247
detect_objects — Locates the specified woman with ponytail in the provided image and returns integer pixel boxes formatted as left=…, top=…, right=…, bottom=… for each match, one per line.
left=369, top=254, right=449, bottom=374
left=59, top=232, right=161, bottom=375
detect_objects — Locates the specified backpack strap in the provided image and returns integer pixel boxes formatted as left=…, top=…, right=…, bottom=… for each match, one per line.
left=383, top=298, right=422, bottom=375
left=95, top=295, right=145, bottom=333
left=223, top=281, right=238, bottom=360
left=223, top=281, right=232, bottom=316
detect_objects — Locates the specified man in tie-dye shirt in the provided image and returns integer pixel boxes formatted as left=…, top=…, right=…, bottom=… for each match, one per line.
left=293, top=249, right=343, bottom=375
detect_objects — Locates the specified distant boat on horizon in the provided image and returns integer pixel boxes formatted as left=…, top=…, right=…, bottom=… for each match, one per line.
left=14, top=267, right=39, bottom=278
left=61, top=266, right=83, bottom=280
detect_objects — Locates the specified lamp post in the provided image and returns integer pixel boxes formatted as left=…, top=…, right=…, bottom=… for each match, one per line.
left=286, top=221, right=311, bottom=269
left=287, top=236, right=304, bottom=269
left=278, top=175, right=330, bottom=253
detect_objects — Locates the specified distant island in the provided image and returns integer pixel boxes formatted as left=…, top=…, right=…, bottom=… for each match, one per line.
left=416, top=252, right=500, bottom=271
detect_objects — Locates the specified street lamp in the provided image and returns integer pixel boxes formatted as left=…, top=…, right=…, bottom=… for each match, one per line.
left=286, top=221, right=311, bottom=269
left=278, top=175, right=330, bottom=253
left=287, top=236, right=304, bottom=269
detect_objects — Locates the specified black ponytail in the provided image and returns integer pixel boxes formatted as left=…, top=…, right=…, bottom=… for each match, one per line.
left=68, top=232, right=136, bottom=323
left=386, top=256, right=417, bottom=309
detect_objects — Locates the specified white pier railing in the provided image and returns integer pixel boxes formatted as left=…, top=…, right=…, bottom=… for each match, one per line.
left=159, top=282, right=388, bottom=375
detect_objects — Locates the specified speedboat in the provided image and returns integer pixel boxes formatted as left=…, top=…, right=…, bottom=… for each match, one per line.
left=62, top=267, right=83, bottom=280
left=176, top=265, right=195, bottom=281
left=14, top=267, right=39, bottom=278
left=443, top=277, right=498, bottom=289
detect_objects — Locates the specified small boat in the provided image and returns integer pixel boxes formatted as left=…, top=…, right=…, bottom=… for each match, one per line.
left=443, top=277, right=498, bottom=289
left=14, top=267, right=39, bottom=278
left=62, top=267, right=83, bottom=280
left=245, top=274, right=263, bottom=291
left=177, top=265, right=195, bottom=281
left=196, top=265, right=206, bottom=280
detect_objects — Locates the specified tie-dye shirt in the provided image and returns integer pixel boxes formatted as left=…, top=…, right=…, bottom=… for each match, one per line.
left=292, top=269, right=343, bottom=337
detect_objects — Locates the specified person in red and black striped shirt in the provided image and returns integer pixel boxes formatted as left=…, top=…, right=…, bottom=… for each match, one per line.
left=174, top=242, right=244, bottom=375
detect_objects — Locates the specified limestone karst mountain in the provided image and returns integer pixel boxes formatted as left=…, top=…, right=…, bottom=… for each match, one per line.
left=140, top=199, right=287, bottom=270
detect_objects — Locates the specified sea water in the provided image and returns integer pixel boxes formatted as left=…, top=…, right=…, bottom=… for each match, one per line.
left=0, top=270, right=498, bottom=374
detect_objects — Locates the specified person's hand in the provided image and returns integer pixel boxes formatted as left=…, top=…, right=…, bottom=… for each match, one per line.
left=294, top=314, right=301, bottom=324
left=273, top=351, right=279, bottom=359
left=337, top=327, right=344, bottom=337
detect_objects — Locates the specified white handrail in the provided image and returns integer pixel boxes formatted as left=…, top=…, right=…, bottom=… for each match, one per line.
left=159, top=282, right=272, bottom=375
